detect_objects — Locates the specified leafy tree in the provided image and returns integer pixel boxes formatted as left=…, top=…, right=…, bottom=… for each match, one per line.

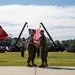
left=55, top=40, right=60, bottom=46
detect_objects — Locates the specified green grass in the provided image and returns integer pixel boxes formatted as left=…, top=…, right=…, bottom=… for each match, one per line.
left=47, top=52, right=75, bottom=66
left=0, top=51, right=75, bottom=66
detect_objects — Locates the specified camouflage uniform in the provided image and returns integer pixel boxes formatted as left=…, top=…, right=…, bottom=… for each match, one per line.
left=39, top=34, right=48, bottom=67
left=27, top=35, right=36, bottom=66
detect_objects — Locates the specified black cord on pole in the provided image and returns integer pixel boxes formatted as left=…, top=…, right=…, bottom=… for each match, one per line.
left=27, top=25, right=28, bottom=28
left=39, top=26, right=41, bottom=28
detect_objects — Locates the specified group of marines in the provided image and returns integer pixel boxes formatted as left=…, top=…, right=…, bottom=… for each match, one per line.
left=27, top=29, right=48, bottom=67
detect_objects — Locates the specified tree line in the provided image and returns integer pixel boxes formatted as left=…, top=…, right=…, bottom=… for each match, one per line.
left=0, top=37, right=75, bottom=49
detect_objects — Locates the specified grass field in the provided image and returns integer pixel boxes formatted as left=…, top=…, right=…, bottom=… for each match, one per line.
left=0, top=51, right=75, bottom=66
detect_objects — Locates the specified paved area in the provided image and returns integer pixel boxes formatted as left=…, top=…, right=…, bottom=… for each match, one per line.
left=0, top=66, right=75, bottom=75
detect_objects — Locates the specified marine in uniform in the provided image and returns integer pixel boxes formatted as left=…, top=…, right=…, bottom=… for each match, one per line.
left=27, top=29, right=37, bottom=67
left=39, top=30, right=48, bottom=67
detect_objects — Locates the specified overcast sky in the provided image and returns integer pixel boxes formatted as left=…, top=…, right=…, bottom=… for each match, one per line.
left=0, top=0, right=75, bottom=41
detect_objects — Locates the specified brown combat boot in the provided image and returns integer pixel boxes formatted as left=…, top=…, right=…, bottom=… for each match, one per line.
left=32, top=60, right=37, bottom=67
left=39, top=62, right=45, bottom=68
left=39, top=64, right=45, bottom=68
left=32, top=64, right=37, bottom=67
left=45, top=62, right=48, bottom=66
left=27, top=64, right=33, bottom=67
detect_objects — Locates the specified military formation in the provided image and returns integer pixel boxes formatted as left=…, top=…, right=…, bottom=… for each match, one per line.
left=27, top=29, right=48, bottom=67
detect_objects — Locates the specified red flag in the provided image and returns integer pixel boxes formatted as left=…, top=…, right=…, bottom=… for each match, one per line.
left=34, top=29, right=40, bottom=45
left=0, top=26, right=8, bottom=41
left=34, top=29, right=40, bottom=40
left=28, top=28, right=40, bottom=47
left=28, top=28, right=40, bottom=40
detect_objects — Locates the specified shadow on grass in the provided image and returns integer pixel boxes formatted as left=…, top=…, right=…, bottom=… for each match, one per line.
left=0, top=61, right=8, bottom=62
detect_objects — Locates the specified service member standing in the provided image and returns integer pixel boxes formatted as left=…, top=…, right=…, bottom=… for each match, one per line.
left=27, top=29, right=37, bottom=67
left=39, top=30, right=48, bottom=67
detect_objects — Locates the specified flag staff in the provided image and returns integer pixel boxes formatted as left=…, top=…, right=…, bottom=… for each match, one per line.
left=14, top=22, right=28, bottom=46
left=40, top=22, right=56, bottom=46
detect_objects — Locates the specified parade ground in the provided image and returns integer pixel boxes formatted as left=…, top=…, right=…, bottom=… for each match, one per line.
left=0, top=66, right=75, bottom=75
left=0, top=52, right=75, bottom=75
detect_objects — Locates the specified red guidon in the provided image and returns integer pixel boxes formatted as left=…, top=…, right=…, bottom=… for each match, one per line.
left=0, top=26, right=8, bottom=41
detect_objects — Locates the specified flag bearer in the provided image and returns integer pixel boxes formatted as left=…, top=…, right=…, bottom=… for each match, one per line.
left=27, top=29, right=37, bottom=67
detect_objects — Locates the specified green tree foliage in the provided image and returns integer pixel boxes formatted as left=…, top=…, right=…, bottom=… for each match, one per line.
left=55, top=40, right=60, bottom=46
left=62, top=39, right=75, bottom=48
left=1, top=36, right=75, bottom=50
